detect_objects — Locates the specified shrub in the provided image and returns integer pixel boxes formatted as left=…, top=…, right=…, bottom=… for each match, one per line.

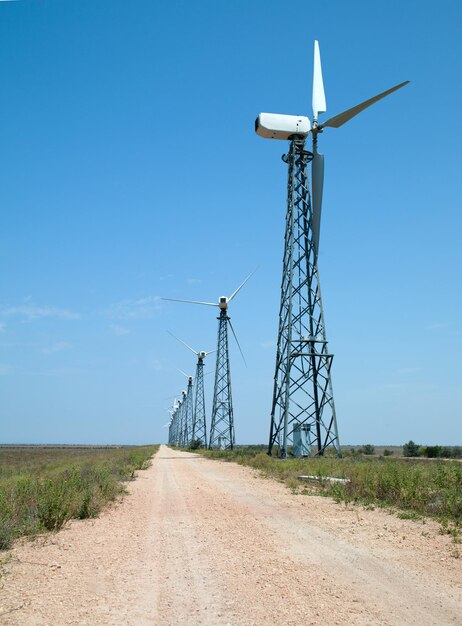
left=360, top=444, right=375, bottom=456
left=403, top=440, right=420, bottom=457
left=423, top=446, right=442, bottom=458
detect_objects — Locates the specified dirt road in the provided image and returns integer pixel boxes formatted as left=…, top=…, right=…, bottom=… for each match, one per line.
left=1, top=446, right=461, bottom=625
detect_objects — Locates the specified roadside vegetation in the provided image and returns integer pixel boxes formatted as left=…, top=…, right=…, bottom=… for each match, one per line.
left=403, top=441, right=462, bottom=459
left=198, top=446, right=462, bottom=530
left=350, top=441, right=462, bottom=459
left=0, top=445, right=158, bottom=550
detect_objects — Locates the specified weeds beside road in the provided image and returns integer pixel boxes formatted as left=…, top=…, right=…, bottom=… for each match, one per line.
left=198, top=447, right=462, bottom=530
left=0, top=445, right=159, bottom=550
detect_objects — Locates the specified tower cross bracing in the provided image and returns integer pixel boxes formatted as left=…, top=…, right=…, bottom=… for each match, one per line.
left=193, top=357, right=207, bottom=446
left=269, top=139, right=339, bottom=457
left=209, top=309, right=235, bottom=450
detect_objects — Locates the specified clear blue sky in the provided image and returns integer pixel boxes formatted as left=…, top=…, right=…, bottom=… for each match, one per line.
left=1, top=0, right=461, bottom=446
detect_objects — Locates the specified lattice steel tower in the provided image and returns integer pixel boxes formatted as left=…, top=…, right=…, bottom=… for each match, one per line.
left=172, top=400, right=180, bottom=445
left=163, top=273, right=253, bottom=450
left=209, top=308, right=234, bottom=449
left=193, top=354, right=207, bottom=446
left=168, top=332, right=212, bottom=448
left=267, top=136, right=339, bottom=457
left=255, top=40, right=409, bottom=457
left=177, top=392, right=186, bottom=447
left=183, top=376, right=194, bottom=446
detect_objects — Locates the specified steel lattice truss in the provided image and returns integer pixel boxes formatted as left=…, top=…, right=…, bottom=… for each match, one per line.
left=192, top=359, right=207, bottom=446
left=178, top=392, right=188, bottom=447
left=169, top=400, right=181, bottom=446
left=209, top=310, right=235, bottom=449
left=183, top=380, right=194, bottom=446
left=269, top=139, right=340, bottom=458
left=170, top=408, right=177, bottom=445
left=178, top=396, right=186, bottom=447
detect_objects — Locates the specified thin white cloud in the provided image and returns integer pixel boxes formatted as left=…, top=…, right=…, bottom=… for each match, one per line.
left=0, top=322, right=6, bottom=333
left=106, top=296, right=162, bottom=320
left=261, top=339, right=276, bottom=350
left=0, top=364, right=15, bottom=375
left=426, top=322, right=448, bottom=330
left=187, top=278, right=202, bottom=285
left=109, top=324, right=131, bottom=336
left=0, top=304, right=80, bottom=321
left=41, top=341, right=71, bottom=354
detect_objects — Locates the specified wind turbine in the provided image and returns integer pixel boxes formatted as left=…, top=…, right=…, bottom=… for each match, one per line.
left=177, top=369, right=195, bottom=448
left=172, top=398, right=180, bottom=446
left=163, top=272, right=253, bottom=449
left=163, top=407, right=173, bottom=429
left=167, top=399, right=179, bottom=445
left=256, top=41, right=409, bottom=458
left=177, top=390, right=187, bottom=447
left=163, top=407, right=174, bottom=446
left=168, top=332, right=214, bottom=448
left=169, top=393, right=184, bottom=447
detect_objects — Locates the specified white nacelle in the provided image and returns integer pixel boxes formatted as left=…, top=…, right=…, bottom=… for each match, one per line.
left=219, top=296, right=227, bottom=309
left=255, top=112, right=311, bottom=140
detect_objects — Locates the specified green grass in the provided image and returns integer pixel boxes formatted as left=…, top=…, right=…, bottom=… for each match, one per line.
left=198, top=447, right=462, bottom=527
left=0, top=445, right=159, bottom=550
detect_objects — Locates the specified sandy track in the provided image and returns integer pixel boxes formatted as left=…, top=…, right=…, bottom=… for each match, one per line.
left=0, top=446, right=461, bottom=625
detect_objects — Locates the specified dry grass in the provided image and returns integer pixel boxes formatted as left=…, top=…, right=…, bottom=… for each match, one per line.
left=0, top=445, right=159, bottom=550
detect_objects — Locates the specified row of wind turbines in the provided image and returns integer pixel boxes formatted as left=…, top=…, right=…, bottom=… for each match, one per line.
left=163, top=273, right=254, bottom=450
left=163, top=40, right=408, bottom=455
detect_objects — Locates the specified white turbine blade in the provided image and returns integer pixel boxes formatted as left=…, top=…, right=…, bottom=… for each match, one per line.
left=228, top=268, right=257, bottom=303
left=228, top=319, right=247, bottom=367
left=162, top=297, right=218, bottom=307
left=319, top=81, right=410, bottom=130
left=311, top=147, right=324, bottom=253
left=177, top=368, right=190, bottom=379
left=312, top=40, right=326, bottom=121
left=167, top=330, right=198, bottom=355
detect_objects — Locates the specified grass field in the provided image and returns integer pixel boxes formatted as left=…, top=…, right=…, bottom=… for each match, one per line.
left=0, top=445, right=158, bottom=550
left=198, top=447, right=462, bottom=530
